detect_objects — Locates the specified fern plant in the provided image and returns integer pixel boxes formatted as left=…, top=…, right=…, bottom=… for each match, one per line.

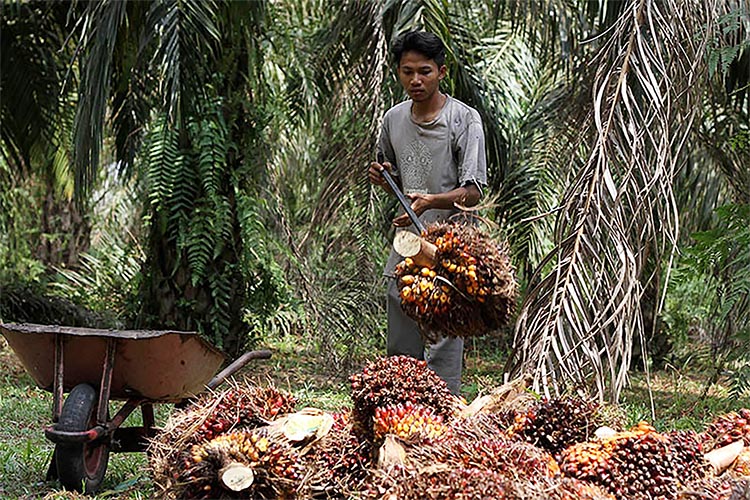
left=678, top=204, right=750, bottom=397
left=136, top=100, right=252, bottom=353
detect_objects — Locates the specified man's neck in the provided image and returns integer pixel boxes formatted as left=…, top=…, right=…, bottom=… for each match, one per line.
left=411, top=92, right=447, bottom=123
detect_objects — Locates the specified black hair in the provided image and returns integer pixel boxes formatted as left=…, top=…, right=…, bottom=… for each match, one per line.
left=391, top=31, right=446, bottom=67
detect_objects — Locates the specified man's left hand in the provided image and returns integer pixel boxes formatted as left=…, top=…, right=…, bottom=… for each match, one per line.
left=393, top=193, right=433, bottom=227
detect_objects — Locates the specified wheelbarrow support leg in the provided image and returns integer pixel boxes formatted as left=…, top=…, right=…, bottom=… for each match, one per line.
left=97, top=338, right=116, bottom=425
left=53, top=333, right=64, bottom=423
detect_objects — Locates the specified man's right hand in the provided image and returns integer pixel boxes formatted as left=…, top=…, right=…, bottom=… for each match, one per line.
left=368, top=161, right=392, bottom=189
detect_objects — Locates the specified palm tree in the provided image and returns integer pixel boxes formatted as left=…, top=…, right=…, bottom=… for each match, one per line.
left=66, top=0, right=275, bottom=355
left=1, top=1, right=89, bottom=271
left=6, top=0, right=746, bottom=394
left=502, top=0, right=749, bottom=401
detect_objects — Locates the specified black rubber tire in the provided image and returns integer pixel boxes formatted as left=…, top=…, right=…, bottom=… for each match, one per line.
left=55, top=383, right=110, bottom=493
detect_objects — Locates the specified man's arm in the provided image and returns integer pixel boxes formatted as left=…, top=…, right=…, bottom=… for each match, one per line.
left=391, top=184, right=481, bottom=227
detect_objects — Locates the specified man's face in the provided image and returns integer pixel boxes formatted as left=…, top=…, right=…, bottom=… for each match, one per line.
left=397, top=50, right=446, bottom=103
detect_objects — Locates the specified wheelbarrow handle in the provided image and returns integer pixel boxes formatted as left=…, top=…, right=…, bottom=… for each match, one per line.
left=206, top=349, right=272, bottom=390
left=377, top=153, right=427, bottom=235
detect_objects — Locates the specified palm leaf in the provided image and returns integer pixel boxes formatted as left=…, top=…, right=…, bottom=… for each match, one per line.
left=509, top=0, right=717, bottom=402
left=71, top=0, right=128, bottom=200
left=1, top=1, right=72, bottom=176
left=144, top=0, right=221, bottom=122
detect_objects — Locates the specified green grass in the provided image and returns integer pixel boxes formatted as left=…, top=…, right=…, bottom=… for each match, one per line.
left=0, top=340, right=162, bottom=499
left=2, top=335, right=749, bottom=499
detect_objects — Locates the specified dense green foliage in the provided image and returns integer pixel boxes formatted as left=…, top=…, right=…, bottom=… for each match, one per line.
left=0, top=0, right=748, bottom=398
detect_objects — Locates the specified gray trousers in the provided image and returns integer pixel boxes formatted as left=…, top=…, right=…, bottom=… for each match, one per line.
left=386, top=278, right=464, bottom=395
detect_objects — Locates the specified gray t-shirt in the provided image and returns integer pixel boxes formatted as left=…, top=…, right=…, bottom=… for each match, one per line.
left=378, top=95, right=487, bottom=277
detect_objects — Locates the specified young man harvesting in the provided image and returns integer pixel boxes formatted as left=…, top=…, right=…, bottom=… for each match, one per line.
left=368, top=31, right=487, bottom=395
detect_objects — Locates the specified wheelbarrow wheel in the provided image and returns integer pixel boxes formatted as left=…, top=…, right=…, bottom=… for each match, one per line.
left=55, top=383, right=110, bottom=493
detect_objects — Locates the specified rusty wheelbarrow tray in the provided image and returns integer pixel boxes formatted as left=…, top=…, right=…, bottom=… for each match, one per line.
left=0, top=322, right=271, bottom=494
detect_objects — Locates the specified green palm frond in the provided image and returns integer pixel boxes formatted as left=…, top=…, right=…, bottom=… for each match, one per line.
left=689, top=205, right=750, bottom=347
left=110, top=0, right=153, bottom=179
left=496, top=0, right=628, bottom=64
left=71, top=0, right=128, bottom=200
left=261, top=0, right=388, bottom=247
left=676, top=203, right=750, bottom=400
left=194, top=107, right=228, bottom=199
left=1, top=1, right=72, bottom=176
left=729, top=362, right=750, bottom=399
left=509, top=0, right=717, bottom=402
left=167, top=150, right=198, bottom=238
left=144, top=0, right=221, bottom=121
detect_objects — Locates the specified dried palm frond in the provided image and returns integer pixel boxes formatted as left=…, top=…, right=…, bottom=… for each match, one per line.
left=508, top=0, right=723, bottom=402
left=459, top=373, right=535, bottom=419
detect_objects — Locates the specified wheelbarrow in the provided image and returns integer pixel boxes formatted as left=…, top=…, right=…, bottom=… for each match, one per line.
left=0, top=322, right=271, bottom=494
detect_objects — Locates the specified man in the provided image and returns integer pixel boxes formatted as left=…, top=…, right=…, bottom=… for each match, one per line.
left=368, top=31, right=487, bottom=395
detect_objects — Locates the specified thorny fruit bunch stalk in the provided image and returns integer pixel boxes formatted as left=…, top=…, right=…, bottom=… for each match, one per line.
left=414, top=433, right=560, bottom=481
left=374, top=466, right=511, bottom=500
left=306, top=410, right=371, bottom=487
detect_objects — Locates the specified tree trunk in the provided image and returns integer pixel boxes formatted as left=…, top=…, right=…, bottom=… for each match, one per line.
left=137, top=176, right=249, bottom=357
left=36, top=179, right=90, bottom=270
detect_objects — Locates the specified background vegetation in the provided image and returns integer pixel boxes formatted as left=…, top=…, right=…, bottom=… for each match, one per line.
left=0, top=0, right=748, bottom=495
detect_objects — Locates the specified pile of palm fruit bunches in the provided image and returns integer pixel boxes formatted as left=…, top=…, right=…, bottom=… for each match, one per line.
left=393, top=221, right=518, bottom=342
left=149, top=355, right=750, bottom=499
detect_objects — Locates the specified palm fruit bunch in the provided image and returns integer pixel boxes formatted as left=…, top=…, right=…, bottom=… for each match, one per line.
left=349, top=355, right=460, bottom=441
left=507, top=395, right=601, bottom=459
left=178, top=430, right=302, bottom=499
left=728, top=446, right=750, bottom=477
left=373, top=401, right=448, bottom=443
left=678, top=477, right=750, bottom=499
left=193, top=385, right=298, bottom=443
left=665, top=430, right=713, bottom=482
left=560, top=422, right=710, bottom=500
left=303, top=410, right=371, bottom=497
left=701, top=408, right=750, bottom=450
left=395, top=256, right=485, bottom=342
left=408, top=433, right=560, bottom=482
left=394, top=221, right=517, bottom=341
left=148, top=382, right=297, bottom=493
left=370, top=465, right=512, bottom=500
